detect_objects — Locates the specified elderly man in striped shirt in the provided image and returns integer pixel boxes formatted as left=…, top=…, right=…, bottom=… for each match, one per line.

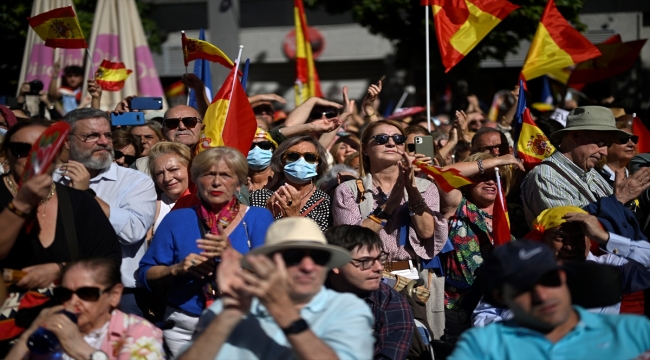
left=521, top=106, right=650, bottom=224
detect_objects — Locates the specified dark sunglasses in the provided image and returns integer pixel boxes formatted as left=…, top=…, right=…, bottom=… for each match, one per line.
left=114, top=150, right=137, bottom=166
left=251, top=141, right=275, bottom=151
left=7, top=142, right=33, bottom=159
left=370, top=134, right=406, bottom=146
left=283, top=151, right=319, bottom=164
left=618, top=135, right=639, bottom=145
left=164, top=117, right=201, bottom=130
left=309, top=110, right=338, bottom=120
left=53, top=285, right=113, bottom=303
left=277, top=249, right=331, bottom=267
left=253, top=106, right=274, bottom=116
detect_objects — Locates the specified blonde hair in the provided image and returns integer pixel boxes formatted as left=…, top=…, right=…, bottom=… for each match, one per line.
left=147, top=142, right=192, bottom=176
left=462, top=152, right=514, bottom=196
left=190, top=147, right=248, bottom=186
left=358, top=120, right=406, bottom=177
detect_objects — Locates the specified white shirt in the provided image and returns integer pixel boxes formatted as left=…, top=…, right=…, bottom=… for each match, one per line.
left=601, top=164, right=629, bottom=182
left=153, top=193, right=175, bottom=234
left=54, top=163, right=156, bottom=288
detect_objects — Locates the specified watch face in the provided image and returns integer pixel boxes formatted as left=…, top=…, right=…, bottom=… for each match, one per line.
left=90, top=350, right=109, bottom=360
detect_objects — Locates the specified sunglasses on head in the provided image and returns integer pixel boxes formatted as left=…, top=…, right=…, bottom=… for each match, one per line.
left=370, top=134, right=406, bottom=146
left=309, top=110, right=338, bottom=120
left=251, top=141, right=275, bottom=151
left=163, top=117, right=201, bottom=130
left=618, top=135, right=639, bottom=145
left=283, top=151, right=319, bottom=164
left=7, top=142, right=32, bottom=159
left=114, top=150, right=137, bottom=166
left=53, top=285, right=113, bottom=303
left=276, top=249, right=331, bottom=267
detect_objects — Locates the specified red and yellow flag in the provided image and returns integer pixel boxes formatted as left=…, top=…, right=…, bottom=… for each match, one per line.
left=569, top=37, right=647, bottom=85
left=95, top=60, right=132, bottom=91
left=492, top=170, right=511, bottom=246
left=198, top=66, right=257, bottom=157
left=521, top=0, right=601, bottom=81
left=513, top=82, right=555, bottom=170
left=164, top=80, right=186, bottom=98
left=424, top=0, right=519, bottom=73
left=28, top=6, right=87, bottom=49
left=294, top=0, right=323, bottom=105
left=413, top=160, right=473, bottom=193
left=182, top=32, right=235, bottom=70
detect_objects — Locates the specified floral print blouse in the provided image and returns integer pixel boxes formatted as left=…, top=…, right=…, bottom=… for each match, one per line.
left=98, top=309, right=164, bottom=359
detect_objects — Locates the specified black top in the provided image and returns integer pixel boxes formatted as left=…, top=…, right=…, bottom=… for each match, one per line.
left=0, top=175, right=121, bottom=269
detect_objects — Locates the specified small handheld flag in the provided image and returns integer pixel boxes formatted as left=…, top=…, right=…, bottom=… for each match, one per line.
left=182, top=32, right=235, bottom=70
left=95, top=60, right=133, bottom=91
left=413, top=160, right=473, bottom=193
left=20, top=121, right=71, bottom=186
left=28, top=6, right=88, bottom=49
left=513, top=80, right=555, bottom=170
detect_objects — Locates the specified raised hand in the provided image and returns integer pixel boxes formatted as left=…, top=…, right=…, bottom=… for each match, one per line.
left=172, top=253, right=215, bottom=279
left=563, top=212, right=609, bottom=244
left=615, top=167, right=650, bottom=204
left=87, top=79, right=102, bottom=99
left=13, top=174, right=54, bottom=213
left=113, top=95, right=137, bottom=113
left=196, top=224, right=230, bottom=258
left=362, top=80, right=382, bottom=116
left=60, top=160, right=91, bottom=190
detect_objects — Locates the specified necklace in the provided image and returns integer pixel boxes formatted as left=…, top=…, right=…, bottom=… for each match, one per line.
left=5, top=175, right=56, bottom=207
left=300, top=183, right=315, bottom=203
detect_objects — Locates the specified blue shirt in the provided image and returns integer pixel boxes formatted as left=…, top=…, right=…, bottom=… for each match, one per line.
left=452, top=306, right=650, bottom=360
left=138, top=206, right=274, bottom=316
left=186, top=287, right=375, bottom=360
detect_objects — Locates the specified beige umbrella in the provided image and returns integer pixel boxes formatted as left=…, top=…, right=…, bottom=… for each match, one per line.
left=84, top=0, right=167, bottom=110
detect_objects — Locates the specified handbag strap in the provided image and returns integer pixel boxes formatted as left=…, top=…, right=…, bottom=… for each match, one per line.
left=540, top=161, right=597, bottom=203
left=301, top=197, right=326, bottom=217
left=56, top=184, right=79, bottom=261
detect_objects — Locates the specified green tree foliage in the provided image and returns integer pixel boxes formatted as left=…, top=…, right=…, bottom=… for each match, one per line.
left=305, top=0, right=585, bottom=76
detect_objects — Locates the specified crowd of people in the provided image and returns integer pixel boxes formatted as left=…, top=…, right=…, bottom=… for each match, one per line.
left=1, top=65, right=650, bottom=360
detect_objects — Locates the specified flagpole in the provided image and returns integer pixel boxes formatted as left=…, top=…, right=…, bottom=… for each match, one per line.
left=85, top=48, right=94, bottom=79
left=495, top=166, right=503, bottom=201
left=394, top=91, right=409, bottom=113
left=425, top=5, right=431, bottom=132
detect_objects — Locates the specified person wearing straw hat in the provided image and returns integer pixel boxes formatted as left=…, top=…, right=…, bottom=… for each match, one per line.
left=178, top=217, right=374, bottom=360
left=521, top=105, right=650, bottom=225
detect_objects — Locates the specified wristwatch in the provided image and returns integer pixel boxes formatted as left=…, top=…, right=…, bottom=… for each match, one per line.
left=281, top=318, right=309, bottom=336
left=89, top=350, right=108, bottom=360
left=372, top=206, right=392, bottom=220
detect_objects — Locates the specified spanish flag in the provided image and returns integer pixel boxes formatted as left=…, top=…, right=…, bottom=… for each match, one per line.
left=513, top=80, right=555, bottom=170
left=182, top=32, right=235, bottom=70
left=28, top=6, right=88, bottom=49
left=198, top=66, right=257, bottom=156
left=95, top=60, right=132, bottom=91
left=413, top=160, right=473, bottom=193
left=492, top=169, right=511, bottom=246
left=521, top=0, right=601, bottom=81
left=294, top=0, right=323, bottom=105
left=425, top=0, right=519, bottom=73
left=164, top=80, right=186, bottom=98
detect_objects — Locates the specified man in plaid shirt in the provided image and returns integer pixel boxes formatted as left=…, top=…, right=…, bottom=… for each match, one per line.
left=326, top=225, right=415, bottom=360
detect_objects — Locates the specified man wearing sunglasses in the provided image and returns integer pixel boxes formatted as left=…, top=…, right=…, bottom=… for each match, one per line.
left=325, top=225, right=414, bottom=360
left=470, top=128, right=512, bottom=156
left=161, top=105, right=203, bottom=153
left=54, top=108, right=157, bottom=318
left=450, top=240, right=650, bottom=360
left=179, top=218, right=374, bottom=360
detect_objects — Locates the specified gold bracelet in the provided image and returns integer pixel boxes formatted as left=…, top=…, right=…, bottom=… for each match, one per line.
left=7, top=201, right=30, bottom=218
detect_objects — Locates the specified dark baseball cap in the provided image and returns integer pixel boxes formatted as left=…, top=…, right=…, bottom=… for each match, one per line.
left=481, top=240, right=562, bottom=302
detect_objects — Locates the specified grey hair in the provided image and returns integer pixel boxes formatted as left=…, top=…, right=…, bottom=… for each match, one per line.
left=316, top=164, right=358, bottom=188
left=63, top=108, right=111, bottom=132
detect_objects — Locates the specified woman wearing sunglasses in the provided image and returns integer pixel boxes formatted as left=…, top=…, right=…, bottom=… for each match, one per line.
left=264, top=135, right=332, bottom=231
left=596, top=129, right=637, bottom=187
left=248, top=127, right=278, bottom=208
left=138, top=146, right=274, bottom=356
left=111, top=130, right=142, bottom=168
left=0, top=119, right=121, bottom=350
left=7, top=258, right=164, bottom=360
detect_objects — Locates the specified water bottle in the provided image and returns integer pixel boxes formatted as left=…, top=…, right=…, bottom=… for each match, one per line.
left=27, top=310, right=78, bottom=357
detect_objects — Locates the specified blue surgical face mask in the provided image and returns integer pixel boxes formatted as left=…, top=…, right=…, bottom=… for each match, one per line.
left=247, top=146, right=273, bottom=170
left=284, top=157, right=317, bottom=184
left=0, top=128, right=7, bottom=136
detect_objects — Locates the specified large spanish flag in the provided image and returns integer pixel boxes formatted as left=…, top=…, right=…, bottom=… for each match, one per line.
left=521, top=0, right=601, bottom=81
left=95, top=60, right=132, bottom=91
left=413, top=160, right=473, bottom=193
left=198, top=66, right=257, bottom=157
left=182, top=32, right=235, bottom=70
left=513, top=80, right=555, bottom=170
left=492, top=170, right=511, bottom=246
left=425, top=0, right=519, bottom=73
left=294, top=0, right=323, bottom=105
left=28, top=6, right=88, bottom=49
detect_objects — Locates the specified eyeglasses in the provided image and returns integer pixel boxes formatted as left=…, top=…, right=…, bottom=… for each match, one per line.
left=309, top=110, right=338, bottom=120
left=370, top=134, right=406, bottom=146
left=251, top=141, right=275, bottom=151
left=53, top=285, right=114, bottom=303
left=476, top=144, right=509, bottom=154
left=163, top=117, right=201, bottom=130
left=114, top=150, right=137, bottom=166
left=283, top=151, right=319, bottom=164
left=276, top=249, right=331, bottom=267
left=351, top=251, right=388, bottom=270
left=7, top=142, right=32, bottom=159
left=618, top=135, right=639, bottom=145
left=72, top=132, right=113, bottom=143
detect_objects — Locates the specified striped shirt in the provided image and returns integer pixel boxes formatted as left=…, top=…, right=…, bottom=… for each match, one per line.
left=520, top=151, right=613, bottom=225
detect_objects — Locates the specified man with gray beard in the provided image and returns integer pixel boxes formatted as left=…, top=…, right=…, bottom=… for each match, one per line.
left=53, top=108, right=157, bottom=316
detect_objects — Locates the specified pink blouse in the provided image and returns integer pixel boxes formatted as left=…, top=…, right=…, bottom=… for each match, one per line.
left=98, top=310, right=165, bottom=359
left=332, top=180, right=448, bottom=261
